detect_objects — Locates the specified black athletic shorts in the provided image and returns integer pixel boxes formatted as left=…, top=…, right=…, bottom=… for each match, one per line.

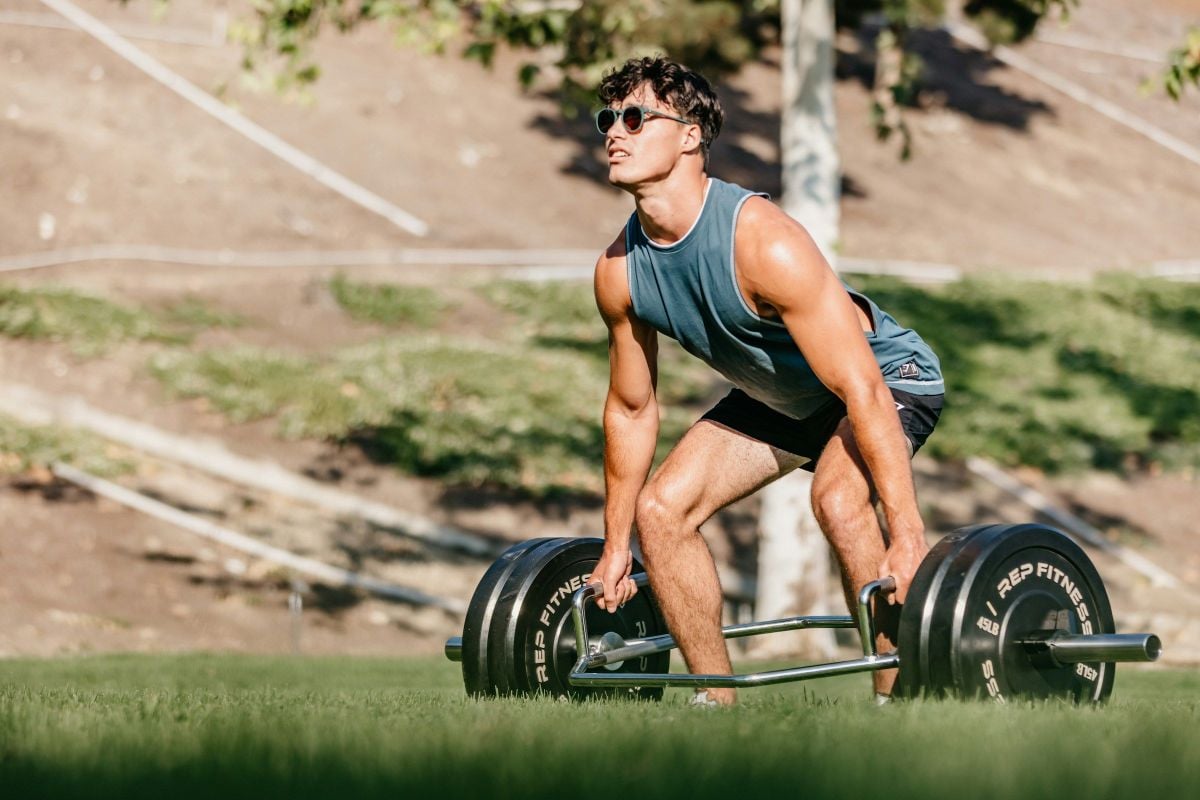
left=700, top=387, right=943, bottom=471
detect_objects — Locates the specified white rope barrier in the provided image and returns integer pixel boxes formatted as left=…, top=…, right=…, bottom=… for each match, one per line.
left=0, top=10, right=225, bottom=48
left=51, top=462, right=467, bottom=614
left=0, top=384, right=498, bottom=558
left=1034, top=29, right=1167, bottom=64
left=4, top=245, right=1196, bottom=283
left=36, top=0, right=430, bottom=237
left=0, top=245, right=597, bottom=273
left=948, top=22, right=1200, bottom=171
left=965, top=457, right=1180, bottom=588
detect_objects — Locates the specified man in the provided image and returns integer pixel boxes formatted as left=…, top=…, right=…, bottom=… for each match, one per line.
left=588, top=57, right=944, bottom=705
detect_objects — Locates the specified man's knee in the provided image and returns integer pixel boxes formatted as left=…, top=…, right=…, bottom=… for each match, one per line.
left=635, top=484, right=697, bottom=553
left=811, top=480, right=869, bottom=533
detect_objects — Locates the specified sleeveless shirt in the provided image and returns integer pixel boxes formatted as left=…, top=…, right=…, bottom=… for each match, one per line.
left=625, top=178, right=944, bottom=421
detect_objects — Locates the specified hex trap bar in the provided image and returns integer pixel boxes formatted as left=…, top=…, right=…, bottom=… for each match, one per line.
left=444, top=573, right=1161, bottom=689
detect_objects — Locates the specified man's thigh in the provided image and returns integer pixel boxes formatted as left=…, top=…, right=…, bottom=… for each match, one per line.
left=646, top=419, right=808, bottom=525
left=700, top=389, right=844, bottom=468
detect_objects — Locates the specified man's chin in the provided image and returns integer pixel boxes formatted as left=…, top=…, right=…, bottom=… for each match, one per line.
left=607, top=166, right=637, bottom=191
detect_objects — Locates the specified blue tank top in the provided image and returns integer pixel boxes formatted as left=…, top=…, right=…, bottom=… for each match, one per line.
left=625, top=178, right=944, bottom=420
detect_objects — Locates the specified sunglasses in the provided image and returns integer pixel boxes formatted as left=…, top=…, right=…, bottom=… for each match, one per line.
left=595, top=105, right=693, bottom=136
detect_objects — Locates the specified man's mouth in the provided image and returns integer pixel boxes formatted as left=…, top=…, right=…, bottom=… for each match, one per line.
left=608, top=148, right=631, bottom=161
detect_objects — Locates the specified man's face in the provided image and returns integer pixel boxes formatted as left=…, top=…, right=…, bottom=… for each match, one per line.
left=603, top=84, right=694, bottom=190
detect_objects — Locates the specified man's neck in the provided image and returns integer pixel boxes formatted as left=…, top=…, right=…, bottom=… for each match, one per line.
left=632, top=169, right=711, bottom=245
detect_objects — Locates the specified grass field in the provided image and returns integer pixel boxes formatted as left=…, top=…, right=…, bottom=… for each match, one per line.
left=1, top=654, right=1196, bottom=799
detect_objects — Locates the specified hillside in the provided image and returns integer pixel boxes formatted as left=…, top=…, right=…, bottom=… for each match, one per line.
left=3, top=0, right=1199, bottom=264
left=1, top=0, right=1198, bottom=662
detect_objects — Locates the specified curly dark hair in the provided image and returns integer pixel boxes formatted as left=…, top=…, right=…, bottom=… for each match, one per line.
left=598, top=56, right=724, bottom=160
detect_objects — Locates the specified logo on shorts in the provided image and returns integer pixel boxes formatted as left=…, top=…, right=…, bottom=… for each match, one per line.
left=899, top=361, right=919, bottom=379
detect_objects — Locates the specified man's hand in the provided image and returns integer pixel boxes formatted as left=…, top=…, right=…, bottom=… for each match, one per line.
left=590, top=547, right=636, bottom=612
left=878, top=536, right=929, bottom=605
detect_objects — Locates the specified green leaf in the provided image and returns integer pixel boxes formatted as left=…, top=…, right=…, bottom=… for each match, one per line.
left=518, top=63, right=541, bottom=88
left=463, top=40, right=497, bottom=68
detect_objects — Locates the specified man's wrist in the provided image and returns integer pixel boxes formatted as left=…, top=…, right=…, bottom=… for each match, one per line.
left=602, top=540, right=632, bottom=555
left=887, top=518, right=926, bottom=548
left=601, top=515, right=634, bottom=552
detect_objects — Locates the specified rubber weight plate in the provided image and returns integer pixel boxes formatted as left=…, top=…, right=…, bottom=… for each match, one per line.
left=459, top=537, right=555, bottom=697
left=489, top=537, right=670, bottom=700
left=896, top=524, right=1010, bottom=699
left=895, top=525, right=991, bottom=698
left=947, top=524, right=1115, bottom=702
left=898, top=524, right=1115, bottom=702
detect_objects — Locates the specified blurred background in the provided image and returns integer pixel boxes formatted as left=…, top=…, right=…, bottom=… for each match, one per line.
left=1, top=0, right=1197, bottom=666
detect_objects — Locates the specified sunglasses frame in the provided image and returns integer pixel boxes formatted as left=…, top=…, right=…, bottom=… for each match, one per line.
left=595, top=105, right=693, bottom=136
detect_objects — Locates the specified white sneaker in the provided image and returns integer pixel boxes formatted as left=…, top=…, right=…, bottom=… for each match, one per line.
left=688, top=690, right=721, bottom=708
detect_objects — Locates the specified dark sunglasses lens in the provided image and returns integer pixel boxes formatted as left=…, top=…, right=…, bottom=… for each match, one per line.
left=622, top=106, right=645, bottom=132
left=596, top=109, right=617, bottom=134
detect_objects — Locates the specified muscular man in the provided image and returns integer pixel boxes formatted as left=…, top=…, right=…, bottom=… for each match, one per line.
left=588, top=57, right=944, bottom=705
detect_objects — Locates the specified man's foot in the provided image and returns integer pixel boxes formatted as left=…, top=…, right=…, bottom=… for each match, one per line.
left=689, top=688, right=736, bottom=707
left=873, top=692, right=893, bottom=706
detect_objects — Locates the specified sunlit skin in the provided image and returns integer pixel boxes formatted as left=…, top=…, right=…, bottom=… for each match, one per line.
left=590, top=82, right=928, bottom=704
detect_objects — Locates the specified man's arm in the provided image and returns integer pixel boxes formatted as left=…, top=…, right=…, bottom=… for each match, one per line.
left=592, top=235, right=660, bottom=612
left=734, top=198, right=927, bottom=602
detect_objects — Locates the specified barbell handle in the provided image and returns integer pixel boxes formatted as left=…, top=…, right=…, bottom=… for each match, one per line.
left=572, top=575, right=653, bottom=664
left=857, top=577, right=897, bottom=657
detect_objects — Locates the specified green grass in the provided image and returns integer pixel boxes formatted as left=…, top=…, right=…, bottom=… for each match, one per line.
left=0, top=284, right=180, bottom=353
left=148, top=347, right=322, bottom=425
left=150, top=275, right=1200, bottom=494
left=0, top=654, right=1196, bottom=799
left=151, top=281, right=716, bottom=496
left=150, top=336, right=621, bottom=494
left=0, top=285, right=244, bottom=354
left=328, top=274, right=449, bottom=327
left=851, top=274, right=1200, bottom=472
left=159, top=297, right=247, bottom=331
left=478, top=278, right=602, bottom=344
left=0, top=413, right=133, bottom=476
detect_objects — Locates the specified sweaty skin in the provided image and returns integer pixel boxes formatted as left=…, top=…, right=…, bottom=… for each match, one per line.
left=590, top=84, right=927, bottom=704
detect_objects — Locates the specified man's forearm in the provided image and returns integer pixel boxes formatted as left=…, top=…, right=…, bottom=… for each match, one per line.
left=844, top=383, right=925, bottom=544
left=602, top=403, right=659, bottom=550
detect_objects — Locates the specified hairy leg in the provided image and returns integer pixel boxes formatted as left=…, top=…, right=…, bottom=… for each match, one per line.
left=811, top=417, right=903, bottom=695
left=636, top=420, right=805, bottom=705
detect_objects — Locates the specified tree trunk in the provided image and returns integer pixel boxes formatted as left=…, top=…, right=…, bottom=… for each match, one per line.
left=780, top=0, right=841, bottom=259
left=749, top=0, right=840, bottom=659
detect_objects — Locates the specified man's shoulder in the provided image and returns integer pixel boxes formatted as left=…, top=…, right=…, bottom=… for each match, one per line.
left=596, top=228, right=629, bottom=270
left=594, top=229, right=632, bottom=318
left=732, top=195, right=827, bottom=289
left=735, top=193, right=785, bottom=225
left=734, top=194, right=802, bottom=249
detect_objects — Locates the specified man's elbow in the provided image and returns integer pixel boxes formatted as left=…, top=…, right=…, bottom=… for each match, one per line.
left=604, top=392, right=658, bottom=424
left=841, top=376, right=894, bottom=416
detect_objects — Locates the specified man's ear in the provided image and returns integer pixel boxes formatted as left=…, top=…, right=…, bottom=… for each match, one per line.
left=681, top=123, right=704, bottom=154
